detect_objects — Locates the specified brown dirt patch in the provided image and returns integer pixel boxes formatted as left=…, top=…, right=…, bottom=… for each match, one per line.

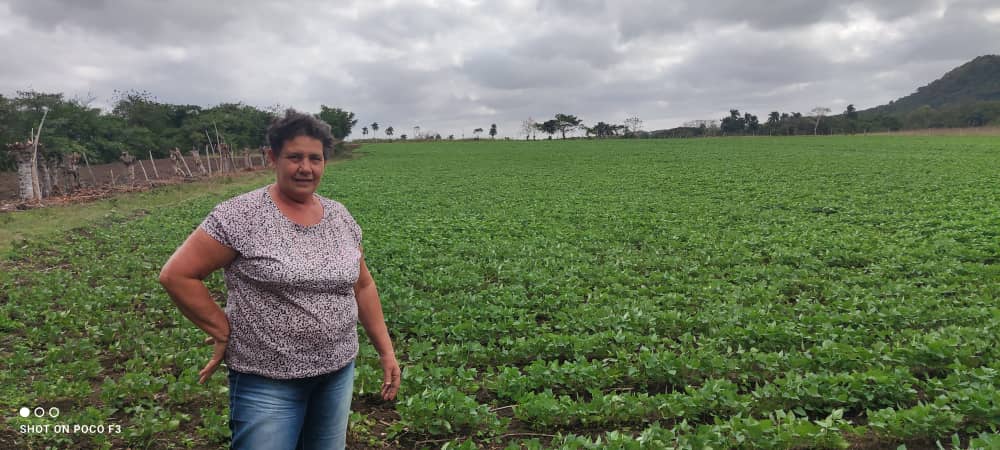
left=349, top=394, right=400, bottom=449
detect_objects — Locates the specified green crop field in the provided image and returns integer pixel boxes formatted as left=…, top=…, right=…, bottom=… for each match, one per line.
left=3, top=136, right=999, bottom=449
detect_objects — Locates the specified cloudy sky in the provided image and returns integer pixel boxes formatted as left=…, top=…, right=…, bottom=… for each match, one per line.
left=1, top=0, right=998, bottom=138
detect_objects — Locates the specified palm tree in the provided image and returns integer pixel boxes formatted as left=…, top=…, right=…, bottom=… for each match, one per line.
left=766, top=112, right=780, bottom=135
left=489, top=124, right=497, bottom=139
left=385, top=126, right=394, bottom=139
left=362, top=126, right=368, bottom=138
left=371, top=122, right=379, bottom=139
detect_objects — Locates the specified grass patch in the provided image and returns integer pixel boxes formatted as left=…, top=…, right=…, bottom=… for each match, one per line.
left=0, top=171, right=271, bottom=256
left=0, top=153, right=363, bottom=256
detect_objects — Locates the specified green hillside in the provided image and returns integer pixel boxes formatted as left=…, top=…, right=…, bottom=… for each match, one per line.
left=865, top=55, right=1000, bottom=115
left=859, top=55, right=1000, bottom=127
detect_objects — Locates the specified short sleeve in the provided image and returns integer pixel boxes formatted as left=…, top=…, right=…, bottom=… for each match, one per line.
left=199, top=205, right=236, bottom=250
left=340, top=205, right=362, bottom=247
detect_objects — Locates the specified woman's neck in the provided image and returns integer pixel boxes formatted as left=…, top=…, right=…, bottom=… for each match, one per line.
left=269, top=184, right=315, bottom=209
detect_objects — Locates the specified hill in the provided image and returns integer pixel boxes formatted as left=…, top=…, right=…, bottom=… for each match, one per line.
left=643, top=55, right=1000, bottom=136
left=862, top=54, right=1000, bottom=117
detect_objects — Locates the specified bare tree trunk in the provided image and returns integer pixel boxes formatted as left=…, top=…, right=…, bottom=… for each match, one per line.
left=219, top=143, right=232, bottom=173
left=64, top=153, right=80, bottom=193
left=120, top=151, right=137, bottom=186
left=190, top=149, right=207, bottom=175
left=17, top=158, right=35, bottom=200
left=28, top=111, right=48, bottom=201
left=9, top=143, right=36, bottom=201
left=31, top=154, right=41, bottom=200
left=41, top=159, right=53, bottom=197
left=170, top=149, right=184, bottom=178
left=56, top=167, right=66, bottom=196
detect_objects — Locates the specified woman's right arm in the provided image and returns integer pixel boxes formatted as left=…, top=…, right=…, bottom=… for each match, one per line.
left=159, top=228, right=237, bottom=350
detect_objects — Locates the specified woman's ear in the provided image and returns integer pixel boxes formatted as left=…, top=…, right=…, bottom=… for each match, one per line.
left=267, top=148, right=277, bottom=164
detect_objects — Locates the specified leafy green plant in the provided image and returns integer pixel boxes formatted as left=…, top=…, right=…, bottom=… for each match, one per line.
left=3, top=136, right=999, bottom=447
left=395, top=386, right=506, bottom=437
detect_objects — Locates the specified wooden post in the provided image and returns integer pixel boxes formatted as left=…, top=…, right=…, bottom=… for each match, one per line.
left=205, top=144, right=212, bottom=176
left=82, top=152, right=98, bottom=186
left=231, top=145, right=238, bottom=171
left=205, top=130, right=219, bottom=173
left=148, top=151, right=160, bottom=179
left=213, top=122, right=223, bottom=154
left=31, top=111, right=48, bottom=202
left=210, top=143, right=218, bottom=174
left=214, top=123, right=237, bottom=173
left=110, top=168, right=115, bottom=187
left=179, top=152, right=194, bottom=177
left=138, top=159, right=151, bottom=183
left=205, top=130, right=218, bottom=155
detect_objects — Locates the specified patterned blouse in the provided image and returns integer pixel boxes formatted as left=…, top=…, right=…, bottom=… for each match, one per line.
left=199, top=185, right=362, bottom=379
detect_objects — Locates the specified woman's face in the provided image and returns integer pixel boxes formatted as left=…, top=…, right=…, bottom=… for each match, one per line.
left=271, top=135, right=325, bottom=201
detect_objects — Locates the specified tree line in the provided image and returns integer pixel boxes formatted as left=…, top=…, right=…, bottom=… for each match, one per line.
left=5, top=88, right=999, bottom=173
left=654, top=105, right=933, bottom=138
left=516, top=114, right=644, bottom=140
left=656, top=101, right=1000, bottom=138
left=0, top=90, right=360, bottom=172
left=708, top=105, right=904, bottom=136
left=514, top=101, right=1000, bottom=141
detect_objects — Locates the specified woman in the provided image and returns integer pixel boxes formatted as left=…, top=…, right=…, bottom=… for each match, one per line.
left=159, top=109, right=400, bottom=450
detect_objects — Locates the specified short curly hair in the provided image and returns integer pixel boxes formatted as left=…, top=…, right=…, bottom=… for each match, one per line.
left=266, top=109, right=336, bottom=159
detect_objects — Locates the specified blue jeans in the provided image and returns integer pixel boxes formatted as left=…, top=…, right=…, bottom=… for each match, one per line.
left=228, top=361, right=355, bottom=450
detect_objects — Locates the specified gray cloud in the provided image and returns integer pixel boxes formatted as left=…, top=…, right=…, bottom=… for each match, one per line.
left=0, top=0, right=994, bottom=138
left=342, top=2, right=468, bottom=48
left=461, top=49, right=598, bottom=90
left=893, top=4, right=1000, bottom=62
left=5, top=0, right=243, bottom=45
left=511, top=26, right=625, bottom=69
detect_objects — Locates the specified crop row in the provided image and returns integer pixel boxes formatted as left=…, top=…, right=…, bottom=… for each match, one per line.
left=3, top=137, right=999, bottom=448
